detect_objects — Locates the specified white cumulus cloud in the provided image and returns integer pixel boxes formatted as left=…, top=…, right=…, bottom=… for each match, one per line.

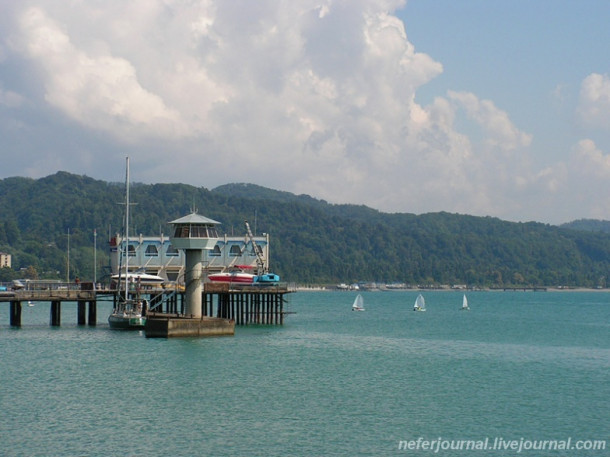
left=15, top=7, right=188, bottom=140
left=577, top=73, right=610, bottom=130
left=0, top=0, right=608, bottom=223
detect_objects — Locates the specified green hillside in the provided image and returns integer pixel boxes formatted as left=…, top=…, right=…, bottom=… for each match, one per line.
left=560, top=219, right=610, bottom=233
left=1, top=173, right=610, bottom=288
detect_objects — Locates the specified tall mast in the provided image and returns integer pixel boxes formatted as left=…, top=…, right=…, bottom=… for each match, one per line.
left=124, top=157, right=130, bottom=299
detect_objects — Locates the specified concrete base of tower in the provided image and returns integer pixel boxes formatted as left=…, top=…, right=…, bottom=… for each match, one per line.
left=144, top=313, right=235, bottom=338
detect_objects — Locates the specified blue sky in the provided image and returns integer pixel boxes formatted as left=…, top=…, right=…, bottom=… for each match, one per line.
left=399, top=0, right=610, bottom=168
left=0, top=0, right=609, bottom=224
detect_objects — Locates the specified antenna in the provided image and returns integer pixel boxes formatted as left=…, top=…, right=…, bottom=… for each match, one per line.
left=190, top=196, right=197, bottom=214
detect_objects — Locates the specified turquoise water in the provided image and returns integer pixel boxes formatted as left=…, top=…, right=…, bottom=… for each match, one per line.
left=1, top=291, right=608, bottom=456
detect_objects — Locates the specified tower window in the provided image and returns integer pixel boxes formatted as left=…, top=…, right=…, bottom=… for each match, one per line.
left=145, top=245, right=159, bottom=256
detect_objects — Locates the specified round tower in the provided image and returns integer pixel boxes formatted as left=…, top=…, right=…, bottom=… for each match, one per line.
left=169, top=212, right=220, bottom=317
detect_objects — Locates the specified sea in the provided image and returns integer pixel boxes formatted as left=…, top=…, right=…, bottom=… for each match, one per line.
left=1, top=290, right=608, bottom=457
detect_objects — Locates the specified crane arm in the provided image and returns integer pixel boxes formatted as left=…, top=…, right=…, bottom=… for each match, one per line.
left=244, top=220, right=266, bottom=275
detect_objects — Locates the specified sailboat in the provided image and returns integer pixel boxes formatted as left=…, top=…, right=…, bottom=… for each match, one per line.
left=352, top=293, right=365, bottom=311
left=413, top=294, right=426, bottom=312
left=108, top=158, right=147, bottom=330
left=460, top=294, right=470, bottom=311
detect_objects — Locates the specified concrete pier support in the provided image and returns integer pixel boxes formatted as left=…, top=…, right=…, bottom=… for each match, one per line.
left=88, top=301, right=97, bottom=326
left=50, top=301, right=61, bottom=326
left=184, top=249, right=203, bottom=318
left=10, top=301, right=22, bottom=327
left=77, top=301, right=86, bottom=325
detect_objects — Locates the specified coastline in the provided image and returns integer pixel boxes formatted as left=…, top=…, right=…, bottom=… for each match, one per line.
left=295, top=285, right=610, bottom=293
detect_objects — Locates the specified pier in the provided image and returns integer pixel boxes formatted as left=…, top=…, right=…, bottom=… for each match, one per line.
left=146, top=283, right=293, bottom=329
left=0, top=282, right=99, bottom=327
left=0, top=281, right=293, bottom=329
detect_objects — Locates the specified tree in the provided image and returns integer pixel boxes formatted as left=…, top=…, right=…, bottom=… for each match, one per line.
left=0, top=266, right=16, bottom=282
left=24, top=265, right=38, bottom=280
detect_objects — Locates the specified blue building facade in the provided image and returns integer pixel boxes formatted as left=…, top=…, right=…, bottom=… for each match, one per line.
left=109, top=232, right=271, bottom=284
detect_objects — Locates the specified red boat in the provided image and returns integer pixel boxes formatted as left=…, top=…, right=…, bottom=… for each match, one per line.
left=208, top=266, right=255, bottom=284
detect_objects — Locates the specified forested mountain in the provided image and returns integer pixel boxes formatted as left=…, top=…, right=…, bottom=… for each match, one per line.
left=560, top=219, right=610, bottom=233
left=1, top=173, right=610, bottom=287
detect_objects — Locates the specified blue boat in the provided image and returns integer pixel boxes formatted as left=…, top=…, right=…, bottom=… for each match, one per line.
left=254, top=273, right=280, bottom=285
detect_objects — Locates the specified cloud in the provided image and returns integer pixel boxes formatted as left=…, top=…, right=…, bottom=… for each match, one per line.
left=571, top=138, right=610, bottom=178
left=14, top=7, right=188, bottom=140
left=0, top=1, right=532, bottom=219
left=577, top=73, right=610, bottom=130
left=0, top=86, right=23, bottom=108
left=0, top=0, right=606, bottom=224
left=525, top=139, right=610, bottom=222
left=567, top=139, right=610, bottom=218
left=448, top=91, right=532, bottom=152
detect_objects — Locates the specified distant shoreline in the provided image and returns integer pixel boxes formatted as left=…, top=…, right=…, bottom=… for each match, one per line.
left=295, top=286, right=610, bottom=293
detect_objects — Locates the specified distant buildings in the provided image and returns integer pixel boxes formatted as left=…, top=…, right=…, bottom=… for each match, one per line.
left=0, top=252, right=11, bottom=269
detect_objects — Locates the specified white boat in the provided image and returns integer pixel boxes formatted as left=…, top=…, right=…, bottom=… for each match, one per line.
left=352, top=293, right=365, bottom=311
left=108, top=298, right=148, bottom=329
left=460, top=294, right=470, bottom=311
left=111, top=271, right=165, bottom=286
left=108, top=158, right=147, bottom=330
left=413, top=294, right=426, bottom=312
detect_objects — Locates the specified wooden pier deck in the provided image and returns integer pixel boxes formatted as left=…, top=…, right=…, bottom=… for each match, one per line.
left=0, top=282, right=295, bottom=328
left=0, top=287, right=101, bottom=327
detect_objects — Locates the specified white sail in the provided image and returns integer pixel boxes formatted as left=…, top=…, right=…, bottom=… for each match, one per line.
left=352, top=294, right=365, bottom=311
left=413, top=294, right=426, bottom=311
left=461, top=294, right=470, bottom=310
left=414, top=294, right=426, bottom=311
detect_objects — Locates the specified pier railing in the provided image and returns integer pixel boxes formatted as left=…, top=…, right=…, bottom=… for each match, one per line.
left=14, top=289, right=97, bottom=301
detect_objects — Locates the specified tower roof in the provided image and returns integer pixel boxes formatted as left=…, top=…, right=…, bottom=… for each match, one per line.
left=169, top=212, right=221, bottom=225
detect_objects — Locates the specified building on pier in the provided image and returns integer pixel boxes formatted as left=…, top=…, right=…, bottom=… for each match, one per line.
left=109, top=228, right=271, bottom=285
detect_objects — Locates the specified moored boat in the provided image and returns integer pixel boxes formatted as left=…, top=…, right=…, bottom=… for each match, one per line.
left=208, top=268, right=256, bottom=284
left=108, top=157, right=147, bottom=330
left=108, top=299, right=148, bottom=329
left=111, top=272, right=165, bottom=287
left=254, top=273, right=281, bottom=285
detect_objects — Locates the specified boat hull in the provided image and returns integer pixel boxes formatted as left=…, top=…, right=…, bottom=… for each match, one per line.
left=111, top=273, right=165, bottom=287
left=108, top=314, right=146, bottom=329
left=208, top=273, right=255, bottom=284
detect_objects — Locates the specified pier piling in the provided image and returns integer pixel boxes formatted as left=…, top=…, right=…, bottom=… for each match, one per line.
left=77, top=301, right=86, bottom=325
left=10, top=301, right=22, bottom=327
left=50, top=301, right=61, bottom=326
left=88, top=301, right=97, bottom=326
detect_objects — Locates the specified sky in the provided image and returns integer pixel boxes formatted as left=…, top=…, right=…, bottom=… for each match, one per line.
left=0, top=0, right=609, bottom=224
